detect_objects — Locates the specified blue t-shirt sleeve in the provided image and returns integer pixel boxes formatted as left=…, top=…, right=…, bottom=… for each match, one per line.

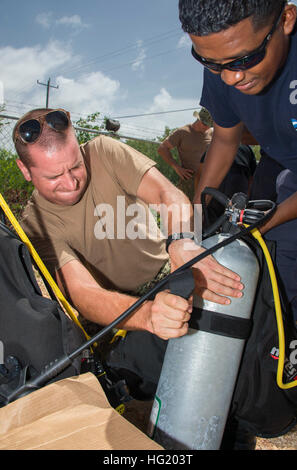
left=200, top=69, right=241, bottom=128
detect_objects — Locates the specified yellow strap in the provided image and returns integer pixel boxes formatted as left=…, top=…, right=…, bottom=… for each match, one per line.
left=110, top=329, right=127, bottom=344
left=250, top=227, right=297, bottom=389
left=0, top=193, right=90, bottom=341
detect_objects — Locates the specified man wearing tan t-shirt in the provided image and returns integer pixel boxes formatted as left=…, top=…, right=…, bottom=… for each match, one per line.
left=158, top=108, right=213, bottom=200
left=13, top=108, right=243, bottom=398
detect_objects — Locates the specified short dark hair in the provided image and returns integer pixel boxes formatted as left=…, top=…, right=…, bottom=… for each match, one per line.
left=179, top=0, right=287, bottom=36
left=13, top=108, right=69, bottom=168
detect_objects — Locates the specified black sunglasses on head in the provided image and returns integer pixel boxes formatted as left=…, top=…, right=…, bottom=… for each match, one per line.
left=191, top=4, right=285, bottom=72
left=14, top=109, right=71, bottom=144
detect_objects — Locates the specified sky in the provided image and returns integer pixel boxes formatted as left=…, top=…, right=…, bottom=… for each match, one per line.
left=0, top=0, right=201, bottom=141
left=1, top=1, right=297, bottom=141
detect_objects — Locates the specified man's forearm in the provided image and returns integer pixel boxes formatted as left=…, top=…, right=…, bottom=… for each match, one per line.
left=68, top=281, right=154, bottom=332
left=137, top=166, right=194, bottom=237
left=194, top=141, right=238, bottom=205
left=56, top=260, right=192, bottom=341
left=158, top=145, right=179, bottom=171
left=260, top=191, right=297, bottom=234
left=157, top=186, right=194, bottom=237
left=193, top=121, right=243, bottom=205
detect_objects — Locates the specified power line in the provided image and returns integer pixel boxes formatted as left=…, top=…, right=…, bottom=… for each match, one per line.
left=53, top=28, right=180, bottom=78
left=121, top=123, right=164, bottom=134
left=4, top=99, right=199, bottom=121
left=98, top=47, right=178, bottom=76
left=113, top=107, right=198, bottom=119
left=11, top=28, right=181, bottom=99
left=3, top=99, right=198, bottom=138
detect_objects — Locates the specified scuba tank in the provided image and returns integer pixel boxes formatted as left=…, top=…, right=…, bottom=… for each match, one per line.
left=148, top=191, right=273, bottom=450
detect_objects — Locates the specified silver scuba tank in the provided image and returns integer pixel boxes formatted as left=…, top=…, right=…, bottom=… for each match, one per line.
left=148, top=233, right=260, bottom=450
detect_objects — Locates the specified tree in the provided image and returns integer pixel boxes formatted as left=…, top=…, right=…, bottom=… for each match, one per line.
left=74, top=112, right=105, bottom=144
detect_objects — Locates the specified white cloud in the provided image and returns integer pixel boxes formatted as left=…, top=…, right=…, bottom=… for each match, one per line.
left=177, top=34, right=192, bottom=49
left=131, top=40, right=146, bottom=72
left=148, top=88, right=198, bottom=133
left=119, top=88, right=199, bottom=140
left=35, top=12, right=88, bottom=31
left=56, top=15, right=89, bottom=29
left=0, top=41, right=75, bottom=96
left=49, top=72, right=120, bottom=116
left=36, top=12, right=53, bottom=29
left=151, top=88, right=172, bottom=109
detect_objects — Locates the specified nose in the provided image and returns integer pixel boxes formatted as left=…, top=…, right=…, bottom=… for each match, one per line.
left=220, top=69, right=245, bottom=87
left=63, top=171, right=78, bottom=191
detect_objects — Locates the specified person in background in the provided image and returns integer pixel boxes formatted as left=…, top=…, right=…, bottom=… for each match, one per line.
left=157, top=107, right=213, bottom=200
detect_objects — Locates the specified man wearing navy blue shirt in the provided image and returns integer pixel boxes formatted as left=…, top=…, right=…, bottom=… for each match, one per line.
left=179, top=0, right=297, bottom=320
left=178, top=0, right=297, bottom=449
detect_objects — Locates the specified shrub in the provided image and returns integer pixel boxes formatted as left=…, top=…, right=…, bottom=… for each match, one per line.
left=125, top=136, right=180, bottom=187
left=0, top=149, right=33, bottom=218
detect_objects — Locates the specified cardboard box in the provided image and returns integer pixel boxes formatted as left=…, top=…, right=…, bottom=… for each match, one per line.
left=0, top=373, right=163, bottom=450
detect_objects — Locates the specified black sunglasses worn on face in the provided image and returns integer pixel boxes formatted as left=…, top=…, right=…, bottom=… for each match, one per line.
left=191, top=4, right=285, bottom=72
left=14, top=109, right=70, bottom=144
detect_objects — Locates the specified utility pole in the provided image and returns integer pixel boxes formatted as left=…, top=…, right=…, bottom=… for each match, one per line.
left=37, top=77, right=59, bottom=108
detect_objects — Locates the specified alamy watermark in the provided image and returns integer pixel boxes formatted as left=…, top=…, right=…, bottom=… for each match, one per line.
left=0, top=341, right=4, bottom=365
left=290, top=80, right=297, bottom=105
left=94, top=197, right=202, bottom=249
left=0, top=81, right=3, bottom=107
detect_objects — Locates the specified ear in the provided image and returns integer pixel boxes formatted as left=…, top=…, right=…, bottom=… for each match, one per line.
left=283, top=3, right=297, bottom=36
left=16, top=159, right=32, bottom=182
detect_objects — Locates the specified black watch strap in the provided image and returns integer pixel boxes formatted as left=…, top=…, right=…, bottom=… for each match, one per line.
left=166, top=232, right=197, bottom=252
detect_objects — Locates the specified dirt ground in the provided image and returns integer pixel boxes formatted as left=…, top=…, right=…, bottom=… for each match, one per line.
left=255, top=426, right=297, bottom=450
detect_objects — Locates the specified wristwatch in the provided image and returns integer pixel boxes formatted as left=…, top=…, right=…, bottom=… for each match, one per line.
left=166, top=232, right=198, bottom=252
